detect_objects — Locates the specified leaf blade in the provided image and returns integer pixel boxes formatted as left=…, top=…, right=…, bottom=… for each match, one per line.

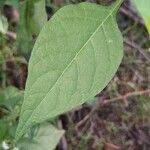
left=16, top=0, right=123, bottom=140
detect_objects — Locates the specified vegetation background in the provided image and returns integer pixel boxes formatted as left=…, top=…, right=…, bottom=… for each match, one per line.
left=0, top=0, right=150, bottom=149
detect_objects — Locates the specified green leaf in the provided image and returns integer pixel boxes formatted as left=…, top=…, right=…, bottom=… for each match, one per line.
left=16, top=0, right=47, bottom=58
left=16, top=1, right=123, bottom=140
left=0, top=13, right=8, bottom=34
left=17, top=123, right=64, bottom=150
left=0, top=51, right=4, bottom=66
left=0, top=120, right=9, bottom=141
left=0, top=86, right=23, bottom=111
left=24, top=0, right=47, bottom=35
left=33, top=0, right=47, bottom=31
left=0, top=0, right=5, bottom=8
left=3, top=0, right=19, bottom=8
left=133, top=0, right=150, bottom=34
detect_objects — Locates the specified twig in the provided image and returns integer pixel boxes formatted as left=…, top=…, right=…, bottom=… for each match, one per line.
left=124, top=38, right=150, bottom=61
left=75, top=111, right=91, bottom=129
left=120, top=7, right=144, bottom=26
left=102, top=89, right=150, bottom=105
left=58, top=120, right=68, bottom=150
left=76, top=89, right=150, bottom=131
left=75, top=101, right=99, bottom=131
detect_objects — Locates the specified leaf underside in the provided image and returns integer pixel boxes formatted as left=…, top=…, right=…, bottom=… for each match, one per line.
left=16, top=0, right=123, bottom=140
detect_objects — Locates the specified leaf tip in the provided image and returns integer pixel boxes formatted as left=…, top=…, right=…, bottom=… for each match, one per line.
left=111, top=0, right=124, bottom=15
